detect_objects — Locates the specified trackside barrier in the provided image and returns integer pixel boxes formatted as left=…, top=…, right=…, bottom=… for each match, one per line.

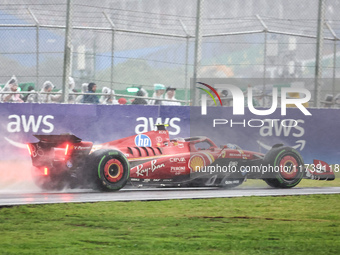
left=0, top=103, right=339, bottom=164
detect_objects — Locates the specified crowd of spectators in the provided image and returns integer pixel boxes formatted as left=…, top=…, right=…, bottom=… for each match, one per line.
left=0, top=76, right=183, bottom=106
left=0, top=76, right=23, bottom=103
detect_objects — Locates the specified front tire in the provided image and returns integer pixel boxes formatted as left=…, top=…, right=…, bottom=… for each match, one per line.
left=263, top=146, right=304, bottom=188
left=88, top=149, right=130, bottom=191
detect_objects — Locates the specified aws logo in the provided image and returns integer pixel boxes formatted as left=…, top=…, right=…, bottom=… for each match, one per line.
left=135, top=117, right=181, bottom=136
left=7, top=115, right=54, bottom=133
left=258, top=119, right=306, bottom=151
left=5, top=114, right=55, bottom=149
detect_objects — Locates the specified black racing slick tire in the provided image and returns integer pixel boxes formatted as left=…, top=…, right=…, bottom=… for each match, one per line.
left=88, top=149, right=130, bottom=191
left=263, top=146, right=304, bottom=188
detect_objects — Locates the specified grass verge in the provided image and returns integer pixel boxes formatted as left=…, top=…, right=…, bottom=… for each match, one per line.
left=241, top=169, right=340, bottom=188
left=0, top=194, right=340, bottom=254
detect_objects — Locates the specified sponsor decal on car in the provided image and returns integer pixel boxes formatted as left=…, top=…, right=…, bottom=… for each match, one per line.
left=29, top=144, right=44, bottom=158
left=90, top=145, right=103, bottom=153
left=201, top=152, right=214, bottom=164
left=229, top=161, right=238, bottom=167
left=170, top=157, right=186, bottom=163
left=225, top=180, right=240, bottom=185
left=178, top=143, right=184, bottom=148
left=136, top=160, right=165, bottom=177
left=220, top=150, right=226, bottom=158
left=73, top=145, right=91, bottom=150
left=135, top=134, right=152, bottom=147
left=229, top=152, right=250, bottom=159
left=171, top=166, right=186, bottom=175
left=189, top=155, right=205, bottom=172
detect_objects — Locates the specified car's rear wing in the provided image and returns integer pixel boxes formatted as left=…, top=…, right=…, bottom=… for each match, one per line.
left=33, top=134, right=82, bottom=146
left=27, top=134, right=93, bottom=168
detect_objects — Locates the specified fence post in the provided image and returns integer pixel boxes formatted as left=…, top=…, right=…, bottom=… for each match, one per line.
left=28, top=8, right=40, bottom=90
left=256, top=15, right=268, bottom=105
left=103, top=12, right=115, bottom=93
left=179, top=19, right=190, bottom=104
left=62, top=0, right=73, bottom=103
left=325, top=22, right=338, bottom=103
left=314, top=0, right=325, bottom=108
left=193, top=0, right=203, bottom=106
left=333, top=39, right=337, bottom=100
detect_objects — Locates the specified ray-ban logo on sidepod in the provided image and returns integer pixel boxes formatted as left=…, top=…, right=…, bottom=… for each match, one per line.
left=196, top=82, right=311, bottom=116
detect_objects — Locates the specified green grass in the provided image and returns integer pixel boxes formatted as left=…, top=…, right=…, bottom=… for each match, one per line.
left=1, top=195, right=340, bottom=254
left=242, top=168, right=340, bottom=188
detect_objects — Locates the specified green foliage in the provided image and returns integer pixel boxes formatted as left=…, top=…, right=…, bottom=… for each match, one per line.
left=243, top=169, right=340, bottom=188
left=98, top=59, right=187, bottom=90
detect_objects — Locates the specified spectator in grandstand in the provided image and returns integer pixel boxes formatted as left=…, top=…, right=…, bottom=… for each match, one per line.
left=162, top=86, right=181, bottom=106
left=26, top=88, right=38, bottom=103
left=220, top=89, right=231, bottom=107
left=67, top=77, right=77, bottom=103
left=149, top=83, right=165, bottom=105
left=118, top=97, right=127, bottom=105
left=1, top=75, right=23, bottom=103
left=75, top=83, right=88, bottom=104
left=83, top=82, right=99, bottom=104
left=100, top=87, right=118, bottom=105
left=132, top=87, right=148, bottom=105
left=38, top=81, right=55, bottom=103
left=22, top=85, right=35, bottom=102
left=334, top=94, right=340, bottom=108
left=52, top=77, right=77, bottom=103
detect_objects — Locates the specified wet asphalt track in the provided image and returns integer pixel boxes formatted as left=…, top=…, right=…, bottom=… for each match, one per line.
left=1, top=186, right=340, bottom=206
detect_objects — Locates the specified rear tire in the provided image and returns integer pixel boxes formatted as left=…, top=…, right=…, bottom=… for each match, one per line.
left=87, top=149, right=130, bottom=191
left=263, top=146, right=304, bottom=188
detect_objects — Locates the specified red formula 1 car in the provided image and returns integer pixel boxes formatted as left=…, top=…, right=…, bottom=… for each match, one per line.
left=27, top=125, right=335, bottom=191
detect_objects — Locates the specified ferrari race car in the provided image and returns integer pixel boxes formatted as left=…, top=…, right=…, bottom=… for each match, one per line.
left=27, top=125, right=335, bottom=191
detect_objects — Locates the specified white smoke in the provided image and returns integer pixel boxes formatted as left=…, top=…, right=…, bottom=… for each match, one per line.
left=0, top=160, right=40, bottom=193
